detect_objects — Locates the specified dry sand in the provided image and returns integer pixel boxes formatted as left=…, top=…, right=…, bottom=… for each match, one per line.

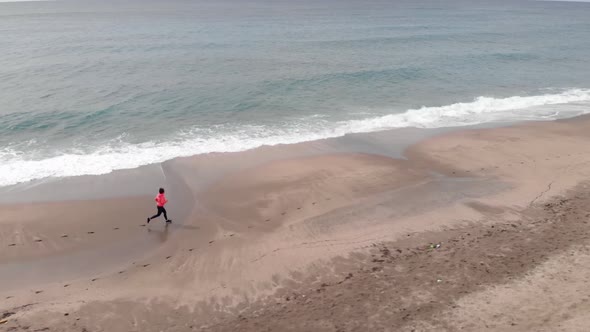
left=2, top=116, right=590, bottom=331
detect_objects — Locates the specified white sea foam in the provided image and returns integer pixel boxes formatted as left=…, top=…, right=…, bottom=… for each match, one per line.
left=1, top=88, right=590, bottom=187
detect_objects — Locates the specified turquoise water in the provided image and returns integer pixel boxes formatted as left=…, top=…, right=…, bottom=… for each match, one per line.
left=1, top=0, right=590, bottom=186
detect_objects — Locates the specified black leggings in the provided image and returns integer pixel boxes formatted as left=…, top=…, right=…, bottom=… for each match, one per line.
left=150, top=206, right=168, bottom=220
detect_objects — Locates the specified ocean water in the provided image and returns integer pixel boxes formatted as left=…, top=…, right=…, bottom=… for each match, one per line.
left=1, top=0, right=590, bottom=187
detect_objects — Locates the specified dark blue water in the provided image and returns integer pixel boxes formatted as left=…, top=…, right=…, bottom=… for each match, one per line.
left=1, top=0, right=590, bottom=186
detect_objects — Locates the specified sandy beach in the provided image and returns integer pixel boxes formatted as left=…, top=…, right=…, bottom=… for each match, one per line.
left=3, top=115, right=590, bottom=331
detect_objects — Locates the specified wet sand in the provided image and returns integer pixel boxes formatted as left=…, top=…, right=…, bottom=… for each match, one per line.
left=2, top=116, right=590, bottom=331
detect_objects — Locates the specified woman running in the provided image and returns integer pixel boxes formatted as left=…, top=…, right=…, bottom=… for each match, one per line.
left=147, top=188, right=171, bottom=224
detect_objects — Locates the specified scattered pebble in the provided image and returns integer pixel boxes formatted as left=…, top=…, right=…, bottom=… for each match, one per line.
left=429, top=243, right=442, bottom=249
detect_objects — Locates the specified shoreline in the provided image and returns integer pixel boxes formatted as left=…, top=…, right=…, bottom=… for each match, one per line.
left=2, top=114, right=590, bottom=331
left=0, top=117, right=521, bottom=204
left=3, top=88, right=590, bottom=191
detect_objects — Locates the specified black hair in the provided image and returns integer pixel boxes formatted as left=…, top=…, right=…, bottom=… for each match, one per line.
left=159, top=188, right=165, bottom=194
